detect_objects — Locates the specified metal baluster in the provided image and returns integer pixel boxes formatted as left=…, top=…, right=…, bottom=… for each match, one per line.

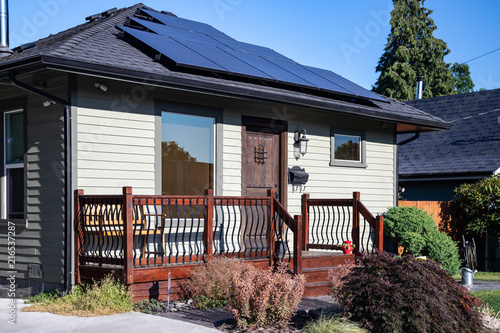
left=167, top=200, right=174, bottom=264
left=233, top=200, right=241, bottom=258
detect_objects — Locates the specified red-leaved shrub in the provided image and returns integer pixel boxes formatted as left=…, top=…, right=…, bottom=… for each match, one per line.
left=228, top=262, right=305, bottom=328
left=182, top=257, right=245, bottom=309
left=332, top=252, right=484, bottom=333
left=328, top=259, right=355, bottom=300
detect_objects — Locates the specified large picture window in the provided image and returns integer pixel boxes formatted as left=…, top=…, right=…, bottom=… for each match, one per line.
left=161, top=112, right=215, bottom=195
left=4, top=110, right=25, bottom=219
left=330, top=127, right=366, bottom=168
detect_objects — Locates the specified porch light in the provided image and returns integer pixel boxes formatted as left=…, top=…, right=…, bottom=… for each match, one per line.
left=294, top=129, right=309, bottom=156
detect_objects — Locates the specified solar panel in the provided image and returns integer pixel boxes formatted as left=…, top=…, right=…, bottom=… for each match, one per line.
left=118, top=26, right=226, bottom=71
left=303, top=65, right=387, bottom=101
left=139, top=8, right=233, bottom=40
left=223, top=49, right=312, bottom=87
left=128, top=17, right=227, bottom=47
left=176, top=39, right=275, bottom=79
left=209, top=36, right=293, bottom=63
left=265, top=58, right=355, bottom=95
left=120, top=9, right=388, bottom=102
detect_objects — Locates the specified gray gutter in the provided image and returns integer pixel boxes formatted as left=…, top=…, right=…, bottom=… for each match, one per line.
left=9, top=71, right=72, bottom=293
left=0, top=54, right=452, bottom=132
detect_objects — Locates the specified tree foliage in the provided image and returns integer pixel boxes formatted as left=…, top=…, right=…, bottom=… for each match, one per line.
left=334, top=140, right=360, bottom=161
left=373, top=0, right=473, bottom=100
left=454, top=175, right=500, bottom=235
left=161, top=141, right=197, bottom=162
left=451, top=62, right=475, bottom=94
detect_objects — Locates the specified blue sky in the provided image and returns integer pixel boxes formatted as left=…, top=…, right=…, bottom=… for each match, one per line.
left=9, top=0, right=500, bottom=91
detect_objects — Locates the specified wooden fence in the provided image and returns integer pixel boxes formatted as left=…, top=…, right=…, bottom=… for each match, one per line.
left=398, top=200, right=463, bottom=241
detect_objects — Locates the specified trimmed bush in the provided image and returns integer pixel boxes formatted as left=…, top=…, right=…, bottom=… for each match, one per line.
left=425, top=230, right=461, bottom=276
left=384, top=205, right=461, bottom=275
left=333, top=252, right=484, bottom=333
left=183, top=257, right=305, bottom=329
left=182, top=257, right=246, bottom=309
left=228, top=262, right=305, bottom=328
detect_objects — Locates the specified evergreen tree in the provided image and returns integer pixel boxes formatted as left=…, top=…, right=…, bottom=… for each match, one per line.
left=373, top=0, right=461, bottom=101
left=451, top=62, right=474, bottom=94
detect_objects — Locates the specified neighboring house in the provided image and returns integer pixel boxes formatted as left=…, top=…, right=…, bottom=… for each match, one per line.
left=400, top=89, right=500, bottom=201
left=0, top=3, right=450, bottom=296
left=399, top=89, right=500, bottom=271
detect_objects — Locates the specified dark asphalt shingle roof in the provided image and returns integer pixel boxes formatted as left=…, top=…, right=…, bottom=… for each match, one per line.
left=400, top=89, right=500, bottom=177
left=0, top=3, right=449, bottom=131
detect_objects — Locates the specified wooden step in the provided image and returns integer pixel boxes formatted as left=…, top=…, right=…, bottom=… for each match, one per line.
left=304, top=281, right=330, bottom=297
left=302, top=267, right=332, bottom=283
left=301, top=251, right=354, bottom=269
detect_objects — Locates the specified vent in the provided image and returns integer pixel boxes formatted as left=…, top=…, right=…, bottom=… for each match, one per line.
left=85, top=7, right=118, bottom=22
left=12, top=42, right=35, bottom=53
left=28, top=264, right=43, bottom=279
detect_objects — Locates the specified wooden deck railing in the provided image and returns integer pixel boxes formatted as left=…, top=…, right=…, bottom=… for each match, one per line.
left=75, top=188, right=383, bottom=284
left=301, top=192, right=383, bottom=255
left=75, top=187, right=289, bottom=284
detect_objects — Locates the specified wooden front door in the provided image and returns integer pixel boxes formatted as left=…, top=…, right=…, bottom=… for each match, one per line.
left=242, top=117, right=285, bottom=199
left=241, top=117, right=286, bottom=250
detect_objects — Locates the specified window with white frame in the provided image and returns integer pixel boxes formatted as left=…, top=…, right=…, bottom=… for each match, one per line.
left=330, top=127, right=366, bottom=168
left=3, top=110, right=25, bottom=219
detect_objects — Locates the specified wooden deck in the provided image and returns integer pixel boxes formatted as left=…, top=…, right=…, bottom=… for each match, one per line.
left=74, top=187, right=382, bottom=302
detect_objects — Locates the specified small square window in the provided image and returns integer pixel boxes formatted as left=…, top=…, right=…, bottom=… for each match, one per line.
left=330, top=128, right=366, bottom=168
left=334, top=134, right=361, bottom=162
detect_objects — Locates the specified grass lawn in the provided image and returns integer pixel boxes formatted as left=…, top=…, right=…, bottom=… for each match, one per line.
left=453, top=271, right=500, bottom=282
left=473, top=290, right=500, bottom=313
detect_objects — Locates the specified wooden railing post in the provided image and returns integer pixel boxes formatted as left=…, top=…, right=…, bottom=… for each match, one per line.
left=267, top=190, right=276, bottom=267
left=204, top=189, right=214, bottom=261
left=293, top=215, right=303, bottom=275
left=74, top=189, right=84, bottom=284
left=375, top=215, right=384, bottom=251
left=301, top=194, right=310, bottom=251
left=352, top=192, right=360, bottom=254
left=122, top=186, right=134, bottom=285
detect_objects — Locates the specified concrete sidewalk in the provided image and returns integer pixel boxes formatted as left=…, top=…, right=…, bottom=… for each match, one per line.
left=3, top=281, right=499, bottom=332
left=1, top=298, right=219, bottom=333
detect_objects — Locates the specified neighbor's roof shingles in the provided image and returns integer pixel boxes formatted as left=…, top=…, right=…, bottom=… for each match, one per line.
left=400, top=89, right=500, bottom=177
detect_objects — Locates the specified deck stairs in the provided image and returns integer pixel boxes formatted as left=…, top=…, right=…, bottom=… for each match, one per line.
left=299, top=251, right=354, bottom=297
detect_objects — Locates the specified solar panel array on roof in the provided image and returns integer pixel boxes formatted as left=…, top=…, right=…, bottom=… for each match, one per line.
left=117, top=8, right=387, bottom=102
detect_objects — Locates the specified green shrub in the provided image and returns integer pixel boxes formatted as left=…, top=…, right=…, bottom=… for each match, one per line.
left=384, top=205, right=461, bottom=275
left=425, top=230, right=461, bottom=275
left=27, top=290, right=61, bottom=304
left=182, top=257, right=246, bottom=309
left=385, top=206, right=437, bottom=241
left=228, top=262, right=305, bottom=328
left=302, top=315, right=369, bottom=333
left=24, top=275, right=132, bottom=316
left=334, top=252, right=484, bottom=333
left=133, top=298, right=164, bottom=314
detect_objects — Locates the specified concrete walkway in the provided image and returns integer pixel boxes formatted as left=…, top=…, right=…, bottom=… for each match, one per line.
left=1, top=298, right=219, bottom=333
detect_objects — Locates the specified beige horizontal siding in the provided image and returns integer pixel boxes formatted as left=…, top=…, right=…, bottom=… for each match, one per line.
left=76, top=100, right=156, bottom=195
